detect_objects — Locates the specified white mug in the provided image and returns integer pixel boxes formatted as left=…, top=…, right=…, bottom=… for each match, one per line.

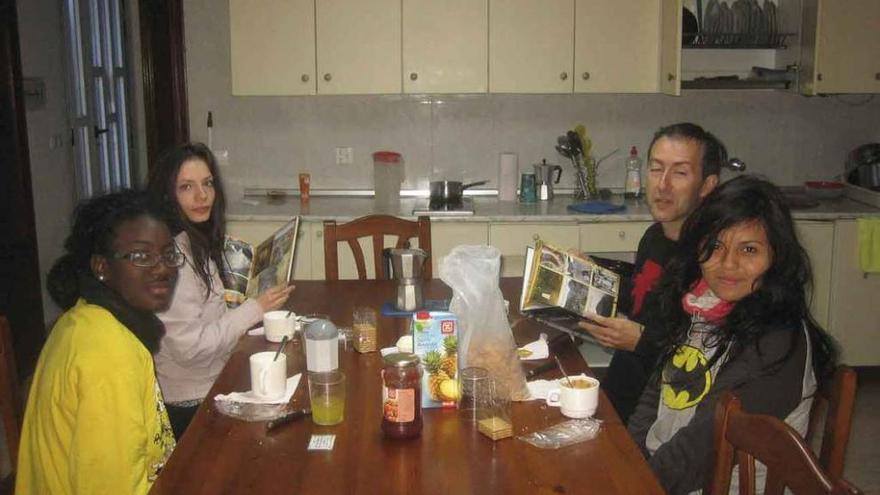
left=546, top=375, right=600, bottom=419
left=263, top=311, right=297, bottom=343
left=249, top=351, right=287, bottom=400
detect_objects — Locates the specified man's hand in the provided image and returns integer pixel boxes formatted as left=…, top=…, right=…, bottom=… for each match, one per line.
left=578, top=313, right=643, bottom=351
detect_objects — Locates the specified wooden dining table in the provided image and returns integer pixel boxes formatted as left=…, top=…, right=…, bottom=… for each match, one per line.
left=150, top=278, right=663, bottom=495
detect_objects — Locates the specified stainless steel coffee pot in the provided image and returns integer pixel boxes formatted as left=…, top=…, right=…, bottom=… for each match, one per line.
left=533, top=160, right=563, bottom=201
left=388, top=248, right=427, bottom=311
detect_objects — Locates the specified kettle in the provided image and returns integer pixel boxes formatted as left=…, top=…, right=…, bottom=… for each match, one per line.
left=533, top=160, right=563, bottom=201
left=846, top=143, right=880, bottom=190
left=388, top=248, right=428, bottom=311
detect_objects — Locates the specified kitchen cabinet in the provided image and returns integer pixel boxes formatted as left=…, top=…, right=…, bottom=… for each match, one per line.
left=430, top=222, right=489, bottom=275
left=490, top=223, right=580, bottom=277
left=316, top=0, right=401, bottom=95
left=226, top=220, right=313, bottom=280
left=229, top=0, right=316, bottom=95
left=659, top=0, right=683, bottom=95
left=828, top=220, right=880, bottom=366
left=403, top=0, right=488, bottom=94
left=574, top=0, right=662, bottom=93
left=799, top=0, right=880, bottom=95
left=579, top=222, right=651, bottom=253
left=489, top=0, right=574, bottom=93
left=795, top=221, right=834, bottom=329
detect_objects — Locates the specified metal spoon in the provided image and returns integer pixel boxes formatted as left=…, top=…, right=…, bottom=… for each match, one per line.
left=554, top=355, right=573, bottom=387
left=273, top=335, right=289, bottom=361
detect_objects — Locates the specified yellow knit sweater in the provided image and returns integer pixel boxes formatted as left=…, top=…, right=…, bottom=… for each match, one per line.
left=16, top=299, right=175, bottom=494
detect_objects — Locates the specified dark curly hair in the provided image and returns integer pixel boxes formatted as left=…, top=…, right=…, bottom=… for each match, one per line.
left=655, top=175, right=836, bottom=381
left=649, top=122, right=728, bottom=179
left=47, top=190, right=169, bottom=309
left=146, top=142, right=227, bottom=299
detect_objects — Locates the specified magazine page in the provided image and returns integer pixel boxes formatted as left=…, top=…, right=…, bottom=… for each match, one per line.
left=522, top=242, right=619, bottom=318
left=221, top=237, right=254, bottom=308
left=245, top=217, right=301, bottom=298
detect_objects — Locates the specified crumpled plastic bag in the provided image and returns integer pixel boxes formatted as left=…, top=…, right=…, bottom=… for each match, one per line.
left=440, top=245, right=529, bottom=401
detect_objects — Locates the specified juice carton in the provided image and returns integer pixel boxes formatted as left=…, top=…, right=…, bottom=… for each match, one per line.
left=411, top=311, right=458, bottom=409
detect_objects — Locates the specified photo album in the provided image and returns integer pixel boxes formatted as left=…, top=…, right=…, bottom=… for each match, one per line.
left=519, top=241, right=621, bottom=344
left=221, top=217, right=301, bottom=307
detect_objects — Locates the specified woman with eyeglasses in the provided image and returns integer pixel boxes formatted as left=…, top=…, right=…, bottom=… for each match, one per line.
left=17, top=191, right=179, bottom=494
left=147, top=143, right=294, bottom=439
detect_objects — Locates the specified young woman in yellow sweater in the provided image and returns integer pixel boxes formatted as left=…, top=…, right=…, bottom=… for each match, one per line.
left=17, top=190, right=180, bottom=494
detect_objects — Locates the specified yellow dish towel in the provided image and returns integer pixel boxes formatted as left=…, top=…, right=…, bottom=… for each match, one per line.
left=858, top=218, right=880, bottom=273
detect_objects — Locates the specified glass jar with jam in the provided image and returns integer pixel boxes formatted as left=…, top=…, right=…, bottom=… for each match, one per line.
left=381, top=352, right=422, bottom=439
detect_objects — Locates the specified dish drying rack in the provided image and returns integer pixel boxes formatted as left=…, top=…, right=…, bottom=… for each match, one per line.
left=684, top=32, right=795, bottom=49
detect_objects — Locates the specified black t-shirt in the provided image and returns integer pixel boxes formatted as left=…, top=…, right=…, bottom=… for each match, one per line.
left=602, top=222, right=678, bottom=423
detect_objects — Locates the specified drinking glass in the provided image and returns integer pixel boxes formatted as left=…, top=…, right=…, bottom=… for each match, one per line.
left=458, top=366, right=491, bottom=422
left=308, top=370, right=345, bottom=426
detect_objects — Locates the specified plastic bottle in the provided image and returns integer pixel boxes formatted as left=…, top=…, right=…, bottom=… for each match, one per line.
left=304, top=319, right=339, bottom=373
left=624, top=146, right=642, bottom=199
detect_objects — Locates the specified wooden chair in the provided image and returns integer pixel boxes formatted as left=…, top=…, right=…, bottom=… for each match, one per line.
left=0, top=315, right=21, bottom=494
left=323, top=215, right=431, bottom=281
left=705, top=391, right=862, bottom=495
left=806, top=366, right=858, bottom=481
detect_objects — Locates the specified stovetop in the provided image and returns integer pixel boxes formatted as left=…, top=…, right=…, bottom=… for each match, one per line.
left=412, top=199, right=475, bottom=216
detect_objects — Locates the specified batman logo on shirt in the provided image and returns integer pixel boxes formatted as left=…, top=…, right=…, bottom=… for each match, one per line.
left=660, top=344, right=712, bottom=410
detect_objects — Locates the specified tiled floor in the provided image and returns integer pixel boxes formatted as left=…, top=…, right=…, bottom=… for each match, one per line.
left=843, top=372, right=880, bottom=495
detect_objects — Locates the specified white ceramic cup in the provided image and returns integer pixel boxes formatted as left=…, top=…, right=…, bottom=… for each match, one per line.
left=249, top=351, right=287, bottom=400
left=263, top=311, right=297, bottom=343
left=546, top=375, right=600, bottom=419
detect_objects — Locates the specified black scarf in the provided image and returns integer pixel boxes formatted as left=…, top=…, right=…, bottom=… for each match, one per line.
left=79, top=275, right=165, bottom=354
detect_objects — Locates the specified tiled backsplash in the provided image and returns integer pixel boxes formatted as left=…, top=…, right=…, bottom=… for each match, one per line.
left=185, top=0, right=880, bottom=199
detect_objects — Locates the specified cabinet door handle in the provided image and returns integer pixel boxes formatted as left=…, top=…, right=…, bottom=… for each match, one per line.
left=316, top=231, right=323, bottom=238
left=817, top=73, right=823, bottom=81
left=667, top=73, right=676, bottom=82
left=323, top=73, right=332, bottom=82
left=618, top=230, right=626, bottom=239
left=532, top=233, right=540, bottom=242
left=301, top=74, right=310, bottom=83
left=560, top=72, right=569, bottom=81
left=410, top=72, right=418, bottom=81
left=875, top=72, right=880, bottom=81
left=582, top=72, right=590, bottom=81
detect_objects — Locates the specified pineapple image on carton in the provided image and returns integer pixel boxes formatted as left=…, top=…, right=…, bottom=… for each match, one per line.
left=412, top=311, right=459, bottom=408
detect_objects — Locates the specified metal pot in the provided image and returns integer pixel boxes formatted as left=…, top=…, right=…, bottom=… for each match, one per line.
left=429, top=180, right=488, bottom=208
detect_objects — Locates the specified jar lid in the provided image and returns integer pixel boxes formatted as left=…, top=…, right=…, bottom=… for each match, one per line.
left=373, top=151, right=402, bottom=164
left=384, top=352, right=420, bottom=368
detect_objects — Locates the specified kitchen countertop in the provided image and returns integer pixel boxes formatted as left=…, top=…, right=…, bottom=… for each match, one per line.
left=228, top=193, right=880, bottom=223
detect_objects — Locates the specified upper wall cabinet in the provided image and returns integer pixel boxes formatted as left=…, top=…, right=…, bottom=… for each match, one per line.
left=403, top=0, right=488, bottom=94
left=489, top=0, right=575, bottom=93
left=659, top=0, right=683, bottom=95
left=574, top=0, right=662, bottom=93
left=229, top=0, right=316, bottom=95
left=800, top=0, right=880, bottom=95
left=316, top=0, right=402, bottom=95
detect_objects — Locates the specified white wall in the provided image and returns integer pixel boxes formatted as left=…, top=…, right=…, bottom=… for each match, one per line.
left=18, top=0, right=77, bottom=325
left=183, top=0, right=880, bottom=197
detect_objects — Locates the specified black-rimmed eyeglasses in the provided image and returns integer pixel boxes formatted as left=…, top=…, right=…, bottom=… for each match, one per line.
left=111, top=250, right=186, bottom=268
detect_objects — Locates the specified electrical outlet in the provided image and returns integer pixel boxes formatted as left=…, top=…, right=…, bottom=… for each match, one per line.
left=335, top=147, right=353, bottom=165
left=216, top=149, right=230, bottom=166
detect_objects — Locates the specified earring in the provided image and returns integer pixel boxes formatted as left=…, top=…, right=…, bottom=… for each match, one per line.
left=98, top=274, right=105, bottom=281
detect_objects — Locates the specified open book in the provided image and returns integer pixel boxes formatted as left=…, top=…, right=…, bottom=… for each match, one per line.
left=221, top=217, right=300, bottom=307
left=519, top=241, right=621, bottom=344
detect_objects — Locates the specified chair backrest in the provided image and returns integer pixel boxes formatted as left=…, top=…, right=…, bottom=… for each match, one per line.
left=706, top=391, right=862, bottom=495
left=0, top=315, right=21, bottom=490
left=806, top=366, right=858, bottom=481
left=323, top=215, right=432, bottom=281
